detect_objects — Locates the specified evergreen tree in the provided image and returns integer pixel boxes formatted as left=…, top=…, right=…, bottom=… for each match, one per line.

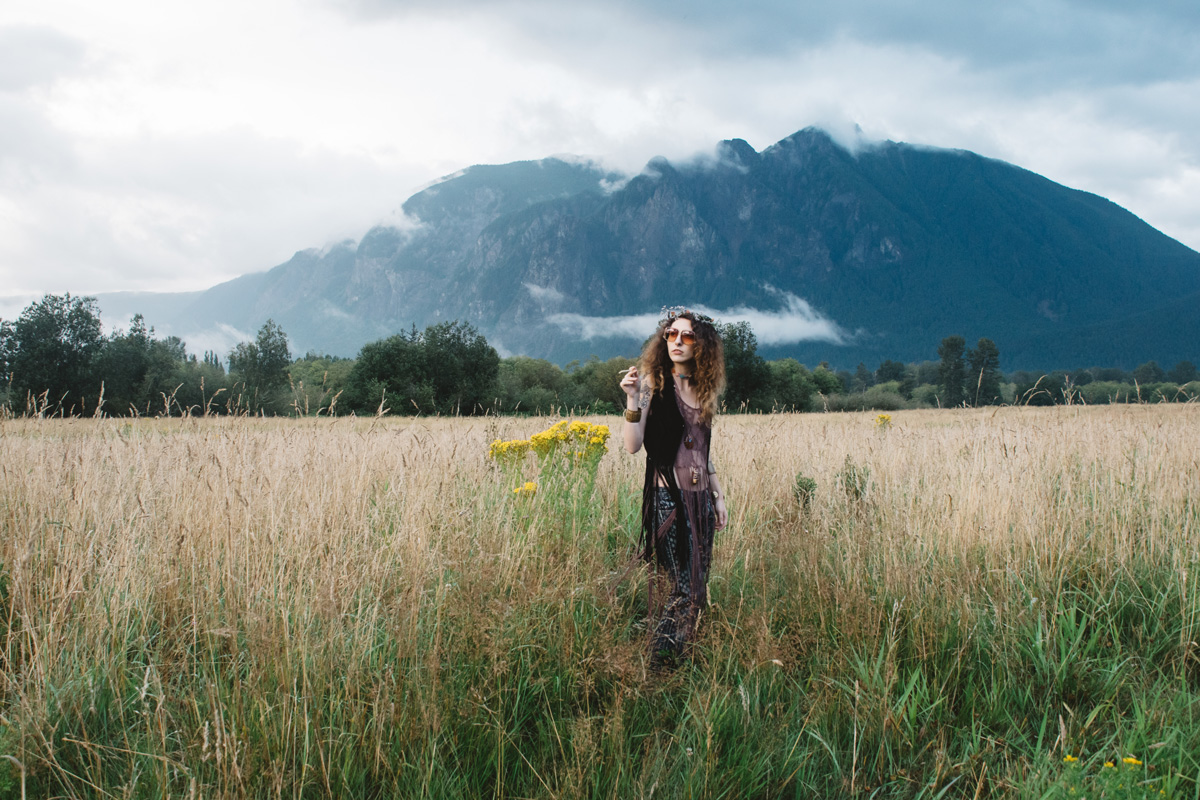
left=346, top=328, right=425, bottom=414
left=937, top=335, right=967, bottom=407
left=1132, top=360, right=1165, bottom=385
left=1167, top=360, right=1197, bottom=385
left=1091, top=367, right=1129, bottom=383
left=228, top=319, right=292, bottom=392
left=765, top=358, right=817, bottom=411
left=93, top=314, right=155, bottom=415
left=8, top=293, right=104, bottom=412
left=562, top=356, right=634, bottom=414
left=811, top=364, right=842, bottom=396
left=1015, top=372, right=1066, bottom=406
left=498, top=356, right=567, bottom=413
left=0, top=319, right=13, bottom=391
left=966, top=337, right=1002, bottom=405
left=421, top=320, right=500, bottom=414
left=915, top=360, right=941, bottom=387
left=719, top=321, right=770, bottom=411
left=346, top=321, right=499, bottom=415
left=876, top=359, right=906, bottom=384
left=852, top=362, right=874, bottom=393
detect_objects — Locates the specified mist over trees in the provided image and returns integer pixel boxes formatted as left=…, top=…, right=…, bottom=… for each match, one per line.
left=2, top=294, right=1197, bottom=418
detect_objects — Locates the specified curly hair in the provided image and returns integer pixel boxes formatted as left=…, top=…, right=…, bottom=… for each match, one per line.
left=640, top=310, right=726, bottom=424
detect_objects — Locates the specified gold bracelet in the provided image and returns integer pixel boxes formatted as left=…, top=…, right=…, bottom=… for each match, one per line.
left=624, top=408, right=642, bottom=423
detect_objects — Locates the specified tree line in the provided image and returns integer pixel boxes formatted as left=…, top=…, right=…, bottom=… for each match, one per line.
left=1, top=294, right=1197, bottom=417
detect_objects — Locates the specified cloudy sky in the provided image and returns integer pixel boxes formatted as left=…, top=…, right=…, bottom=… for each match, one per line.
left=2, top=0, right=1198, bottom=314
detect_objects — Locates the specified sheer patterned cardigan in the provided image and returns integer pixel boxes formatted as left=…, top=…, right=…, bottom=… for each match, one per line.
left=638, top=372, right=715, bottom=610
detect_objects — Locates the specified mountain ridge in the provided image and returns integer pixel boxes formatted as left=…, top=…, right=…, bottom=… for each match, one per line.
left=92, top=128, right=1200, bottom=370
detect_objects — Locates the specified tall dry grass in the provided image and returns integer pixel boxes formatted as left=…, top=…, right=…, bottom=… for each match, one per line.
left=0, top=405, right=1198, bottom=797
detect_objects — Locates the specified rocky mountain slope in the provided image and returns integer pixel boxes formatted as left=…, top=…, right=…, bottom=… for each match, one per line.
left=98, top=128, right=1200, bottom=369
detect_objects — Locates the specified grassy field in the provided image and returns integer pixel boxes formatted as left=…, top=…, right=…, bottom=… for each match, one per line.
left=1, top=405, right=1198, bottom=798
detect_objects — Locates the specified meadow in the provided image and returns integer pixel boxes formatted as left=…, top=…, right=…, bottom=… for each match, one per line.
left=1, top=405, right=1198, bottom=798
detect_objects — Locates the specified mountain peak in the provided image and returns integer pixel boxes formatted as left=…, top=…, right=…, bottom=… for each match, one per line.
left=716, top=138, right=759, bottom=168
left=103, top=128, right=1200, bottom=370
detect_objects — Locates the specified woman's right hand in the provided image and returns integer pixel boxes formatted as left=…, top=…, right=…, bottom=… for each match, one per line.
left=620, top=366, right=640, bottom=399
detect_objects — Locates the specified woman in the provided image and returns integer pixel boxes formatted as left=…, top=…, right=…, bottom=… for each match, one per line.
left=620, top=308, right=728, bottom=667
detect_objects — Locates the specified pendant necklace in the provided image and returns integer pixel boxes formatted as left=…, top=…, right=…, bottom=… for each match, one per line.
left=676, top=372, right=696, bottom=449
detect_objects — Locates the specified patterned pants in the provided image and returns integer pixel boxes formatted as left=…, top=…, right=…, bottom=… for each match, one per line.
left=650, top=488, right=713, bottom=666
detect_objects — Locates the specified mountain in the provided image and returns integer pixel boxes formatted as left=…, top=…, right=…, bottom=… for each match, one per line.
left=97, top=128, right=1200, bottom=370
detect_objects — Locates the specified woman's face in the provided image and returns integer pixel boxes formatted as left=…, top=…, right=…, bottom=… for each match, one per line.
left=664, top=318, right=696, bottom=368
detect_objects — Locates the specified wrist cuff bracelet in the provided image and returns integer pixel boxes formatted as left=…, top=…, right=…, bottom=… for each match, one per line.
left=624, top=408, right=642, bottom=423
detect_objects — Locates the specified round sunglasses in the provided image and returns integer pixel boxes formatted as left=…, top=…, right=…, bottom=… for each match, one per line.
left=664, top=328, right=696, bottom=345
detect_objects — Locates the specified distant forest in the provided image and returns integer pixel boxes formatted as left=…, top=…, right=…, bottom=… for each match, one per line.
left=2, top=294, right=1197, bottom=418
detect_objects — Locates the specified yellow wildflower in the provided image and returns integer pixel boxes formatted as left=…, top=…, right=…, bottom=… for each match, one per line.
left=1104, top=762, right=1114, bottom=768
left=1063, top=755, right=1078, bottom=763
left=1123, top=757, right=1143, bottom=766
left=490, top=437, right=533, bottom=461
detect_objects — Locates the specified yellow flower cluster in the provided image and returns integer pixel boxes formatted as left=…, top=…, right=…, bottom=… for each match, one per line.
left=488, top=439, right=530, bottom=460
left=875, top=413, right=893, bottom=430
left=512, top=481, right=538, bottom=496
left=490, top=420, right=610, bottom=464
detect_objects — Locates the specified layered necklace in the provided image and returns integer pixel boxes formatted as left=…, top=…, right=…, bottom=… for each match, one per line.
left=674, top=371, right=697, bottom=451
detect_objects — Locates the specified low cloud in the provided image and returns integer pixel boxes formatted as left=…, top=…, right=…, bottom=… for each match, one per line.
left=7, top=0, right=1200, bottom=303
left=599, top=175, right=631, bottom=193
left=547, top=290, right=850, bottom=345
left=546, top=310, right=663, bottom=340
left=179, top=323, right=255, bottom=361
left=717, top=291, right=850, bottom=345
left=523, top=282, right=566, bottom=303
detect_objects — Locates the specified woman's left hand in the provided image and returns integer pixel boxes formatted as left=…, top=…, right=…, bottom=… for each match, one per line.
left=714, top=496, right=728, bottom=530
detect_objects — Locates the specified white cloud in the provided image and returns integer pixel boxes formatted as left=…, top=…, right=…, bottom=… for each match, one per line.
left=546, top=310, right=662, bottom=340
left=1, top=0, right=1199, bottom=303
left=547, top=291, right=849, bottom=345
left=179, top=323, right=255, bottom=360
left=0, top=25, right=86, bottom=91
left=0, top=293, right=39, bottom=321
left=523, top=282, right=566, bottom=303
left=717, top=291, right=850, bottom=345
left=0, top=123, right=423, bottom=294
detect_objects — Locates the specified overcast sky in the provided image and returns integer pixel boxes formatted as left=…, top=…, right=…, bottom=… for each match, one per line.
left=2, top=0, right=1199, bottom=315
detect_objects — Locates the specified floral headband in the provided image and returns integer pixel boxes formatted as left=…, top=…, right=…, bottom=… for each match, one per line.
left=660, top=306, right=715, bottom=326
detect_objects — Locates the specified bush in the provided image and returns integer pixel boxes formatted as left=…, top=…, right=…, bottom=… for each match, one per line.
left=837, top=455, right=871, bottom=502
left=1077, top=381, right=1135, bottom=405
left=862, top=382, right=905, bottom=411
left=1142, top=382, right=1184, bottom=403
left=793, top=474, right=817, bottom=511
left=909, top=383, right=941, bottom=408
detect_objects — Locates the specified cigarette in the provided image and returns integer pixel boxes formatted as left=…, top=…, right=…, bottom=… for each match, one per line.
left=620, top=367, right=635, bottom=375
